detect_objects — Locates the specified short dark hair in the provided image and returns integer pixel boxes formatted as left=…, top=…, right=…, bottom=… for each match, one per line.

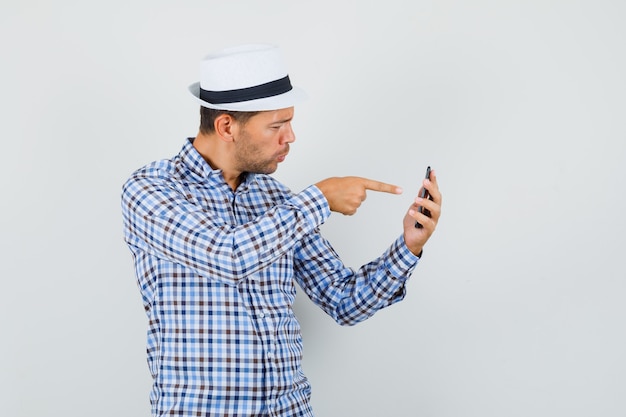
left=199, top=106, right=260, bottom=134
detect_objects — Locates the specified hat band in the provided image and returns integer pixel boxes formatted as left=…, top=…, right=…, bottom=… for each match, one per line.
left=200, top=75, right=293, bottom=104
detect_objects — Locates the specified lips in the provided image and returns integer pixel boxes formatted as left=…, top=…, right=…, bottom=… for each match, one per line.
left=277, top=147, right=289, bottom=162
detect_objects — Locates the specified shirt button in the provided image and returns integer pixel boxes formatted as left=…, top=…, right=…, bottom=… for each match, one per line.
left=258, top=312, right=266, bottom=319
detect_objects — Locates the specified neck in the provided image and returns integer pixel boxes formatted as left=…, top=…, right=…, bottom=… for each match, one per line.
left=193, top=132, right=242, bottom=190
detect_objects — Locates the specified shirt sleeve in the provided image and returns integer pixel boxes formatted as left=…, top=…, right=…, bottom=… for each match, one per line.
left=121, top=172, right=330, bottom=286
left=293, top=229, right=420, bottom=326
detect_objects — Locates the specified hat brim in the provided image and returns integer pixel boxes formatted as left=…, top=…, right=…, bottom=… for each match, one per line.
left=188, top=82, right=308, bottom=112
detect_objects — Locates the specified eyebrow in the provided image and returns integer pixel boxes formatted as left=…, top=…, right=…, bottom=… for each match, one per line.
left=270, top=117, right=293, bottom=125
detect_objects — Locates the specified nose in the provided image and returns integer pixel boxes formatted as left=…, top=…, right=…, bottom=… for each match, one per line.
left=282, top=123, right=296, bottom=144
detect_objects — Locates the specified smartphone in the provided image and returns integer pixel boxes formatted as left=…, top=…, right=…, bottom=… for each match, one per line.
left=414, top=166, right=432, bottom=229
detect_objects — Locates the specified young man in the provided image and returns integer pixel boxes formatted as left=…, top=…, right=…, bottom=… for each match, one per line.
left=122, top=44, right=441, bottom=417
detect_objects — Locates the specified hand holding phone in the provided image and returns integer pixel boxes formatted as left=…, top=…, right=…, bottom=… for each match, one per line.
left=415, top=166, right=432, bottom=229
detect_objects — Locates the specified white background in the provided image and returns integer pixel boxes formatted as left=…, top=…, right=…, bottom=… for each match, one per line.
left=2, top=1, right=625, bottom=416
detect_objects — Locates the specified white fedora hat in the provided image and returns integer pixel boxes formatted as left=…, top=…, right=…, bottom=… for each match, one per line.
left=188, top=43, right=307, bottom=111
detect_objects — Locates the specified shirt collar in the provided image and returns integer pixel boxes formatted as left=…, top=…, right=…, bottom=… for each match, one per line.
left=179, top=138, right=259, bottom=190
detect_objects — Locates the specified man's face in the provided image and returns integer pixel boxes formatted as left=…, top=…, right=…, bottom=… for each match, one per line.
left=233, top=107, right=296, bottom=175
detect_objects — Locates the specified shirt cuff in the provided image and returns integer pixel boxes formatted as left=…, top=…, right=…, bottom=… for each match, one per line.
left=385, top=235, right=420, bottom=280
left=286, top=185, right=331, bottom=229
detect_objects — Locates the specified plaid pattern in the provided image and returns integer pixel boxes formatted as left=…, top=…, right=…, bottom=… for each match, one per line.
left=121, top=139, right=419, bottom=416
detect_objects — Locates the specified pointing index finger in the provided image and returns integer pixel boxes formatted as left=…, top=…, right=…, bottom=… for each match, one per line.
left=361, top=178, right=403, bottom=195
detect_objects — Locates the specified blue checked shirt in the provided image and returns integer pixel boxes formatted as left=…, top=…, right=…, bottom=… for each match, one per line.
left=121, top=138, right=420, bottom=416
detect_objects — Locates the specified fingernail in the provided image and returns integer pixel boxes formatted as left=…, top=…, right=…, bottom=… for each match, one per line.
left=396, top=187, right=403, bottom=194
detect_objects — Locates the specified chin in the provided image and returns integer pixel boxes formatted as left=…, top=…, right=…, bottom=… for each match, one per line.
left=251, top=165, right=278, bottom=175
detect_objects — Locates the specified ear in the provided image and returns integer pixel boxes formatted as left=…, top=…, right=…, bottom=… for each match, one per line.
left=214, top=114, right=237, bottom=142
